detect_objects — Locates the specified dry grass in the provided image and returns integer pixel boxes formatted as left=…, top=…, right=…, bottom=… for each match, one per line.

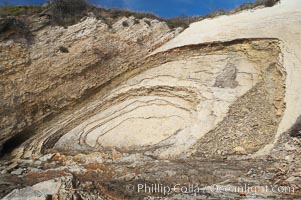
left=200, top=0, right=280, bottom=20
left=0, top=5, right=42, bottom=16
left=0, top=0, right=281, bottom=33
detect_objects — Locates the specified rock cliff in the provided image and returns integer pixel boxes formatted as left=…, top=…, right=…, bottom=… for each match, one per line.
left=0, top=15, right=180, bottom=153
left=0, top=0, right=301, bottom=199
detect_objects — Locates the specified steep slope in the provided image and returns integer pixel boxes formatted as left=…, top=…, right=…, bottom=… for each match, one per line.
left=0, top=15, right=180, bottom=154
left=28, top=39, right=285, bottom=160
left=155, top=0, right=301, bottom=155
left=1, top=0, right=301, bottom=199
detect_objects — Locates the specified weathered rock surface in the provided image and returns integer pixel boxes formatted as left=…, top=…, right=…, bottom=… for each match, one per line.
left=51, top=39, right=285, bottom=160
left=1, top=0, right=301, bottom=199
left=0, top=15, right=178, bottom=152
left=155, top=0, right=301, bottom=156
left=2, top=176, right=73, bottom=200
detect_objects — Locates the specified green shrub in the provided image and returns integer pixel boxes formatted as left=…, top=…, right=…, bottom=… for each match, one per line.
left=253, top=0, right=279, bottom=8
left=0, top=17, right=32, bottom=41
left=165, top=16, right=199, bottom=29
left=263, top=0, right=278, bottom=7
left=50, top=0, right=88, bottom=25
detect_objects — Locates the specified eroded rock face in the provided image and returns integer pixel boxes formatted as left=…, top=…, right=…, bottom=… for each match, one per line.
left=8, top=39, right=284, bottom=161
left=49, top=39, right=285, bottom=160
left=155, top=0, right=301, bottom=155
left=1, top=0, right=301, bottom=199
left=0, top=16, right=179, bottom=153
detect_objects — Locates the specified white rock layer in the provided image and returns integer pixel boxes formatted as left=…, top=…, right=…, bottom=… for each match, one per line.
left=154, top=0, right=301, bottom=155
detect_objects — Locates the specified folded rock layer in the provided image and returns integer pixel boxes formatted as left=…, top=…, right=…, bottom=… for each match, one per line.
left=1, top=0, right=301, bottom=199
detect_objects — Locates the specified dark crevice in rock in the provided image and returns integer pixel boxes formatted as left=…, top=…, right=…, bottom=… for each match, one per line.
left=288, top=115, right=301, bottom=137
left=0, top=127, right=35, bottom=158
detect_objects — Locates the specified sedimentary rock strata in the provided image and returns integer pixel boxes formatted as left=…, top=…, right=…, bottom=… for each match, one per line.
left=0, top=16, right=179, bottom=153
left=1, top=0, right=301, bottom=199
left=12, top=39, right=284, bottom=163
left=155, top=0, right=301, bottom=156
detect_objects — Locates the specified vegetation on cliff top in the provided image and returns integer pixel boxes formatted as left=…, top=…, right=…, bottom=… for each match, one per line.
left=0, top=0, right=281, bottom=34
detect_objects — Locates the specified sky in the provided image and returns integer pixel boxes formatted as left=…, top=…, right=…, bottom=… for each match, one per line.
left=0, top=0, right=255, bottom=18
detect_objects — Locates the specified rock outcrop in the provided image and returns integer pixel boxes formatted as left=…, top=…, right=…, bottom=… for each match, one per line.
left=1, top=0, right=301, bottom=199
left=48, top=39, right=285, bottom=160
left=0, top=15, right=179, bottom=154
left=155, top=0, right=301, bottom=155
